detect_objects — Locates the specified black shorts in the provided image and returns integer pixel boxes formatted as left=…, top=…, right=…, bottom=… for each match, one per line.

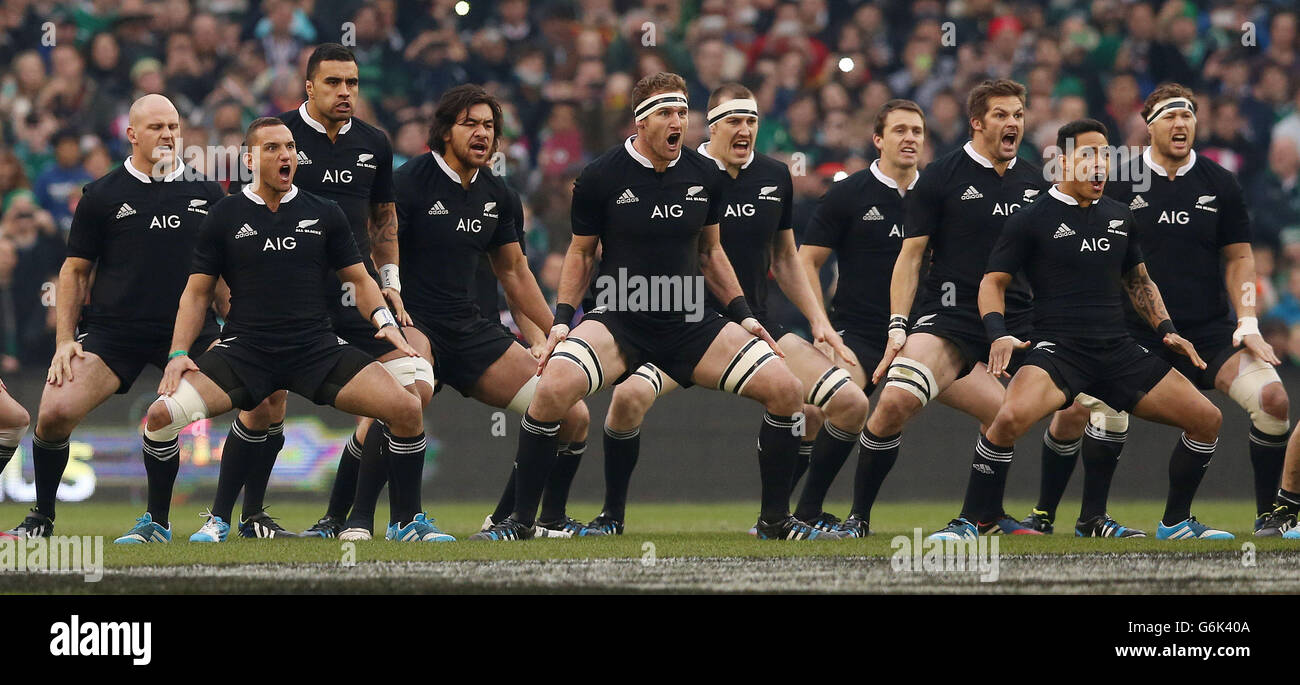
left=1022, top=335, right=1172, bottom=413
left=837, top=325, right=885, bottom=395
left=78, top=316, right=223, bottom=394
left=1131, top=317, right=1236, bottom=390
left=412, top=313, right=518, bottom=396
left=331, top=304, right=402, bottom=359
left=909, top=305, right=1033, bottom=377
left=582, top=308, right=730, bottom=388
left=195, top=331, right=375, bottom=411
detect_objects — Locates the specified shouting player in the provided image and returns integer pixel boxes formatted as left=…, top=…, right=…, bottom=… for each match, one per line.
left=956, top=118, right=1229, bottom=542
left=474, top=73, right=840, bottom=541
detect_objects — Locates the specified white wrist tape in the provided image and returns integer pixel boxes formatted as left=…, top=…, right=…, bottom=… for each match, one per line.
left=372, top=307, right=397, bottom=329
left=1233, top=316, right=1259, bottom=346
left=379, top=264, right=401, bottom=292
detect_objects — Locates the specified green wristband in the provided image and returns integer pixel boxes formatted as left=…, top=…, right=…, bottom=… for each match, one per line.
left=168, top=350, right=188, bottom=360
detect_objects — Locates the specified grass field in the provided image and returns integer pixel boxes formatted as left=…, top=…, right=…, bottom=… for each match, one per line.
left=2, top=499, right=1298, bottom=594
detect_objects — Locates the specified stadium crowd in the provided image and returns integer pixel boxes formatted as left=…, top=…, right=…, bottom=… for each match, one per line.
left=0, top=0, right=1297, bottom=373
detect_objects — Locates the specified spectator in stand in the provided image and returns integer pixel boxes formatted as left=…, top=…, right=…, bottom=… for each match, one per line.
left=32, top=129, right=91, bottom=233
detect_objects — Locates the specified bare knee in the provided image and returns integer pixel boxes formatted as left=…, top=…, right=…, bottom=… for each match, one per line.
left=35, top=402, right=75, bottom=441
left=801, top=404, right=825, bottom=438
left=386, top=393, right=424, bottom=435
left=988, top=404, right=1035, bottom=444
left=606, top=381, right=657, bottom=430
left=760, top=366, right=804, bottom=416
left=866, top=390, right=920, bottom=436
left=1048, top=401, right=1090, bottom=440
left=823, top=384, right=868, bottom=432
left=531, top=367, right=586, bottom=422
left=560, top=399, right=590, bottom=441
left=1186, top=403, right=1222, bottom=443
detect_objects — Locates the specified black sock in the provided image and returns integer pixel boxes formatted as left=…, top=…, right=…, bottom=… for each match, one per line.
left=791, top=441, right=813, bottom=489
left=757, top=412, right=801, bottom=522
left=1249, top=427, right=1288, bottom=516
left=510, top=413, right=561, bottom=527
left=600, top=425, right=639, bottom=522
left=539, top=440, right=585, bottom=522
left=141, top=435, right=180, bottom=527
left=793, top=423, right=858, bottom=521
left=491, top=467, right=516, bottom=524
left=241, top=421, right=283, bottom=520
left=344, top=424, right=388, bottom=531
left=1276, top=488, right=1300, bottom=517
left=385, top=431, right=427, bottom=526
left=326, top=432, right=364, bottom=519
left=1162, top=433, right=1217, bottom=526
left=851, top=429, right=901, bottom=521
left=212, top=418, right=264, bottom=524
left=1034, top=430, right=1081, bottom=520
left=1078, top=425, right=1125, bottom=521
left=960, top=435, right=1014, bottom=523
left=32, top=434, right=69, bottom=520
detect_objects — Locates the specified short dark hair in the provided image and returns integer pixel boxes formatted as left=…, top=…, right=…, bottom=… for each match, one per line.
left=967, top=79, right=1027, bottom=133
left=306, top=43, right=357, bottom=81
left=873, top=99, right=926, bottom=137
left=1055, top=118, right=1108, bottom=152
left=244, top=116, right=287, bottom=148
left=631, top=72, right=688, bottom=109
left=1141, top=82, right=1197, bottom=122
left=707, top=83, right=755, bottom=112
left=427, top=84, right=502, bottom=155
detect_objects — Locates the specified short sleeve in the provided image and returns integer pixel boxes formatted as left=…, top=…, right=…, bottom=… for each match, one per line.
left=904, top=164, right=943, bottom=238
left=370, top=136, right=395, bottom=205
left=325, top=201, right=363, bottom=271
left=704, top=169, right=725, bottom=226
left=802, top=180, right=851, bottom=248
left=190, top=204, right=226, bottom=276
left=778, top=167, right=794, bottom=232
left=570, top=166, right=606, bottom=236
left=65, top=184, right=105, bottom=261
left=488, top=186, right=518, bottom=249
left=1216, top=175, right=1251, bottom=247
left=985, top=210, right=1032, bottom=275
left=1121, top=210, right=1145, bottom=273
left=509, top=189, right=526, bottom=249
left=393, top=167, right=413, bottom=236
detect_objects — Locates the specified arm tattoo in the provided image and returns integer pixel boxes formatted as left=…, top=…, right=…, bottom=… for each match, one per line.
left=1124, top=266, right=1171, bottom=329
left=369, top=202, right=397, bottom=245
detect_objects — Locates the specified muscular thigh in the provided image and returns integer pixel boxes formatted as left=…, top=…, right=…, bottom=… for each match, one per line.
left=937, top=364, right=1006, bottom=426
left=690, top=321, right=766, bottom=389
left=471, top=342, right=541, bottom=408
left=548, top=318, right=629, bottom=396
left=892, top=332, right=969, bottom=395
left=38, top=352, right=122, bottom=429
left=777, top=332, right=841, bottom=390
left=332, top=362, right=410, bottom=420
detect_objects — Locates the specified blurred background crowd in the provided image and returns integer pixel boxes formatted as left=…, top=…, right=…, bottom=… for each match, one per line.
left=0, top=0, right=1297, bottom=377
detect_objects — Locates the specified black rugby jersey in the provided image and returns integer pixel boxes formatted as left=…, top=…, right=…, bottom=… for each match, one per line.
left=571, top=136, right=725, bottom=322
left=696, top=143, right=793, bottom=320
left=67, top=159, right=225, bottom=337
left=803, top=160, right=913, bottom=334
left=394, top=151, right=519, bottom=322
left=472, top=187, right=526, bottom=319
left=986, top=186, right=1143, bottom=339
left=192, top=185, right=360, bottom=338
left=278, top=103, right=395, bottom=269
left=1103, top=148, right=1250, bottom=327
left=905, top=142, right=1048, bottom=317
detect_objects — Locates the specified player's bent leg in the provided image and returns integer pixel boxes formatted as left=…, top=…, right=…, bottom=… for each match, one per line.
left=1022, top=400, right=1089, bottom=533
left=473, top=320, right=628, bottom=541
left=1131, top=370, right=1231, bottom=540
left=590, top=366, right=679, bottom=535
left=869, top=333, right=968, bottom=437
left=1066, top=395, right=1142, bottom=537
left=9, top=352, right=119, bottom=538
left=1214, top=350, right=1292, bottom=530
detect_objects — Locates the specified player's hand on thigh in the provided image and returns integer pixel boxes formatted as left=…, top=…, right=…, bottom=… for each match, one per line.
left=1162, top=333, right=1206, bottom=370
left=382, top=287, right=412, bottom=326
left=376, top=325, right=419, bottom=357
left=742, top=318, right=784, bottom=358
left=159, top=356, right=199, bottom=396
left=872, top=328, right=906, bottom=385
left=810, top=320, right=854, bottom=366
left=48, top=339, right=86, bottom=386
left=987, top=335, right=1030, bottom=379
left=1239, top=333, right=1281, bottom=366
left=536, top=324, right=569, bottom=375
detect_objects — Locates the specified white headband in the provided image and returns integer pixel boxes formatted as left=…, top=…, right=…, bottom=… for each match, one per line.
left=707, top=98, right=759, bottom=125
left=634, top=92, right=689, bottom=121
left=1146, top=97, right=1196, bottom=125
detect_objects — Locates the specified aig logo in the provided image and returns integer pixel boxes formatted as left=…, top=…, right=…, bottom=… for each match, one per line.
left=263, top=236, right=297, bottom=251
left=1080, top=237, right=1110, bottom=252
left=991, top=203, right=1020, bottom=216
left=322, top=169, right=353, bottom=183
left=651, top=204, right=684, bottom=219
left=1158, top=211, right=1190, bottom=225
left=457, top=218, right=483, bottom=232
left=724, top=203, right=755, bottom=217
left=149, top=215, right=181, bottom=229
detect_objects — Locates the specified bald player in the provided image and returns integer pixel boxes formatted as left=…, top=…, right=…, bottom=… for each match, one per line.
left=5, top=95, right=227, bottom=543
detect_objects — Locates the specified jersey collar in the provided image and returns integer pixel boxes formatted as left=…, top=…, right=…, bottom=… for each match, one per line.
left=298, top=101, right=352, bottom=136
left=625, top=136, right=680, bottom=169
left=432, top=150, right=479, bottom=184
left=697, top=141, right=753, bottom=170
left=1142, top=146, right=1196, bottom=177
left=963, top=140, right=1017, bottom=169
left=870, top=159, right=917, bottom=194
left=1048, top=184, right=1080, bottom=205
left=123, top=156, right=187, bottom=183
left=242, top=183, right=300, bottom=205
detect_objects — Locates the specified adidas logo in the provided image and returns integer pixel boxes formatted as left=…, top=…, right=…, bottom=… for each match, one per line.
left=428, top=201, right=449, bottom=215
left=1129, top=194, right=1148, bottom=210
left=960, top=186, right=983, bottom=200
left=972, top=463, right=995, bottom=475
left=862, top=206, right=884, bottom=221
left=115, top=203, right=136, bottom=219
left=1052, top=223, right=1076, bottom=239
left=235, top=223, right=257, bottom=239
left=616, top=189, right=639, bottom=204
left=297, top=151, right=312, bottom=165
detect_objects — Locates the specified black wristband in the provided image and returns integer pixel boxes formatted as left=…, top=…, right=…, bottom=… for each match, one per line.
left=983, top=312, right=1009, bottom=341
left=726, top=296, right=755, bottom=323
left=554, top=303, right=576, bottom=329
left=1157, top=319, right=1177, bottom=336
